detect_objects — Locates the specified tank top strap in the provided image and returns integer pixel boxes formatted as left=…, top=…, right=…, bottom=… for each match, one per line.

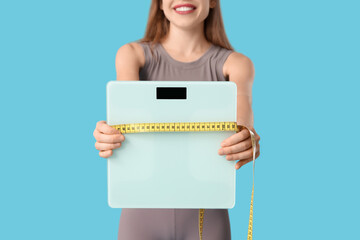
left=214, top=46, right=235, bottom=81
left=137, top=41, right=155, bottom=74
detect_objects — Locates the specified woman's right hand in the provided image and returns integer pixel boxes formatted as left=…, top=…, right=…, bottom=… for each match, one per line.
left=93, top=120, right=125, bottom=158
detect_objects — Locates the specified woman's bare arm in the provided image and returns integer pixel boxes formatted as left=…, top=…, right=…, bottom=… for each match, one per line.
left=115, top=42, right=145, bottom=81
left=224, top=52, right=255, bottom=128
left=94, top=42, right=146, bottom=158
left=220, top=52, right=260, bottom=169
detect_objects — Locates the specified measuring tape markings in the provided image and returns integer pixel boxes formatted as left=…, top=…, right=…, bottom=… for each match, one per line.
left=110, top=121, right=256, bottom=240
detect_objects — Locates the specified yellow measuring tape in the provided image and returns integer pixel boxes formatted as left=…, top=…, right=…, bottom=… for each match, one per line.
left=110, top=121, right=256, bottom=240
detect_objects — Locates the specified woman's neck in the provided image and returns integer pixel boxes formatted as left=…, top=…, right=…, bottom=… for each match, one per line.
left=160, top=22, right=212, bottom=59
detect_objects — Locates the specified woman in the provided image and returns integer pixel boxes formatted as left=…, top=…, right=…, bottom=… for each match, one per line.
left=93, top=0, right=261, bottom=239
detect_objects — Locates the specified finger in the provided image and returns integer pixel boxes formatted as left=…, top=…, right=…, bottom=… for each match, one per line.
left=256, top=133, right=260, bottom=142
left=97, top=120, right=121, bottom=134
left=235, top=158, right=252, bottom=169
left=225, top=143, right=255, bottom=161
left=95, top=141, right=121, bottom=151
left=94, top=128, right=125, bottom=143
left=99, top=149, right=113, bottom=158
left=221, top=129, right=249, bottom=147
left=255, top=143, right=260, bottom=159
left=218, top=136, right=252, bottom=155
left=235, top=150, right=260, bottom=169
left=249, top=127, right=260, bottom=142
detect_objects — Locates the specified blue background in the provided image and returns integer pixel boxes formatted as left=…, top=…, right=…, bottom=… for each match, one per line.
left=1, top=0, right=359, bottom=239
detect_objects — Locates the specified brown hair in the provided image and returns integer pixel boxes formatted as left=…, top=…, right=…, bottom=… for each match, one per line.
left=138, top=0, right=234, bottom=53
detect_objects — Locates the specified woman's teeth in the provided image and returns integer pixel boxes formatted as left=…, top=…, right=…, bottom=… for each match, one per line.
left=175, top=7, right=195, bottom=11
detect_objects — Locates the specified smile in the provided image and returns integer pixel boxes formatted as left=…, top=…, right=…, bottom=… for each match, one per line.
left=173, top=4, right=196, bottom=14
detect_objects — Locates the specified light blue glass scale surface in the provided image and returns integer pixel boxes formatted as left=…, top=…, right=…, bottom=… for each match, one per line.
left=106, top=81, right=237, bottom=209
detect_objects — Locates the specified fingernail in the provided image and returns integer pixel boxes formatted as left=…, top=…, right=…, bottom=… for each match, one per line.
left=221, top=142, right=226, bottom=147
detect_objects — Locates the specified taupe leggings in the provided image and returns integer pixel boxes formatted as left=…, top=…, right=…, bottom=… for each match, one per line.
left=118, top=208, right=231, bottom=240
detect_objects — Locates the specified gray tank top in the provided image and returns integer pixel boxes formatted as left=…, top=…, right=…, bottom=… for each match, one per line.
left=138, top=42, right=234, bottom=81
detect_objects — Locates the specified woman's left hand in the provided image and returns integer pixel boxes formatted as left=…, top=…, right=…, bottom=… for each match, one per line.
left=218, top=127, right=261, bottom=170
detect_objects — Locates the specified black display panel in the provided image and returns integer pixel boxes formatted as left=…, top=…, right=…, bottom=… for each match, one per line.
left=156, top=87, right=187, bottom=99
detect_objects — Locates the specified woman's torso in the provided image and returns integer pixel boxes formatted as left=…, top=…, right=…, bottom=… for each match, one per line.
left=117, top=41, right=234, bottom=240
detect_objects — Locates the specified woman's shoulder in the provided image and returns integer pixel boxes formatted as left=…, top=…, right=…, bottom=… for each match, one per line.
left=115, top=42, right=146, bottom=80
left=223, top=51, right=255, bottom=83
left=115, top=41, right=146, bottom=70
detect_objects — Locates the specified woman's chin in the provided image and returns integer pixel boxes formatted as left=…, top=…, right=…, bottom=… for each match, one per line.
left=170, top=20, right=203, bottom=30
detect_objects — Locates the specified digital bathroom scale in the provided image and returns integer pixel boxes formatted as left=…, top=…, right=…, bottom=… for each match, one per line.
left=106, top=80, right=238, bottom=209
